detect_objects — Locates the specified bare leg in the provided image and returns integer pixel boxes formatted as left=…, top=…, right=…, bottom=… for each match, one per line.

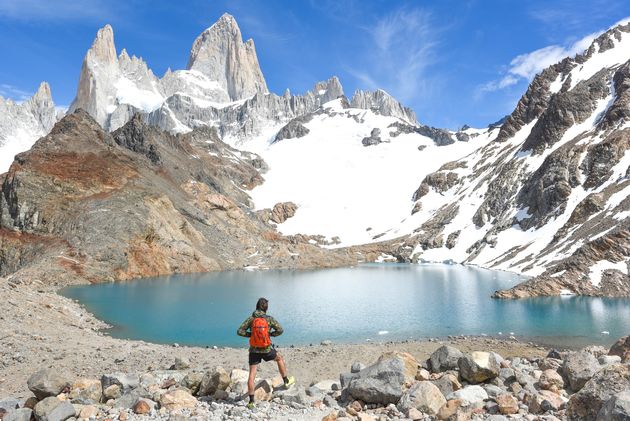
left=248, top=364, right=258, bottom=397
left=275, top=352, right=288, bottom=378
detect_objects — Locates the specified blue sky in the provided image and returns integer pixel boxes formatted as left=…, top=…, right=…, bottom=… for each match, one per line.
left=0, top=0, right=628, bottom=129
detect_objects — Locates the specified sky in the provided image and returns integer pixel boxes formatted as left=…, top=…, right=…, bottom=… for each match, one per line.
left=0, top=0, right=628, bottom=129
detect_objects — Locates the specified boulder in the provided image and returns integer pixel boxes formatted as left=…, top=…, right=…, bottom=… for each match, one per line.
left=253, top=379, right=273, bottom=402
left=159, top=390, right=197, bottom=411
left=172, top=357, right=191, bottom=370
left=77, top=405, right=98, bottom=419
left=198, top=366, right=230, bottom=396
left=429, top=346, right=464, bottom=373
left=609, top=336, right=630, bottom=363
left=567, top=363, right=630, bottom=420
left=27, top=369, right=71, bottom=400
left=115, top=386, right=151, bottom=409
left=347, top=352, right=418, bottom=404
left=538, top=369, right=564, bottom=390
left=312, top=380, right=339, bottom=392
left=437, top=399, right=464, bottom=420
left=3, top=408, right=32, bottom=421
left=458, top=352, right=500, bottom=384
left=276, top=386, right=308, bottom=405
left=398, top=381, right=446, bottom=416
left=351, top=362, right=366, bottom=373
left=68, top=378, right=102, bottom=404
left=270, top=202, right=298, bottom=224
left=600, top=355, right=622, bottom=366
left=597, top=390, right=630, bottom=421
left=446, top=385, right=488, bottom=407
left=103, top=384, right=122, bottom=400
left=101, top=373, right=139, bottom=392
left=563, top=350, right=601, bottom=392
left=431, top=373, right=461, bottom=397
left=33, top=397, right=75, bottom=421
left=181, top=371, right=203, bottom=395
left=495, top=394, right=519, bottom=415
left=133, top=398, right=156, bottom=415
left=527, top=390, right=566, bottom=413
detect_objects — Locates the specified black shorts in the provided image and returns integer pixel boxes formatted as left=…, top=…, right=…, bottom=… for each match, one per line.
left=249, top=348, right=277, bottom=365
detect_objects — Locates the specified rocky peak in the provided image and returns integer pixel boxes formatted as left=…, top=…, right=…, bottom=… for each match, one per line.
left=87, top=24, right=118, bottom=67
left=351, top=89, right=417, bottom=124
left=311, top=76, right=344, bottom=104
left=186, top=13, right=268, bottom=100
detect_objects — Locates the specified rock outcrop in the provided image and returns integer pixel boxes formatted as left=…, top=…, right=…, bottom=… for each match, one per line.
left=186, top=13, right=268, bottom=101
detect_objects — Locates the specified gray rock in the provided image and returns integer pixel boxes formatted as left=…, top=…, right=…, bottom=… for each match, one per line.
left=599, top=355, right=623, bottom=366
left=352, top=90, right=417, bottom=124
left=430, top=373, right=461, bottom=397
left=27, top=369, right=71, bottom=400
left=429, top=345, right=463, bottom=372
left=275, top=386, right=308, bottom=405
left=0, top=399, right=20, bottom=413
left=499, top=367, right=516, bottom=383
left=483, top=384, right=504, bottom=398
left=115, top=386, right=151, bottom=409
left=568, top=363, right=630, bottom=420
left=397, top=381, right=446, bottom=416
left=101, top=373, right=140, bottom=392
left=182, top=371, right=204, bottom=395
left=597, top=390, right=630, bottom=421
left=274, top=119, right=310, bottom=142
left=361, top=128, right=383, bottom=147
left=199, top=366, right=230, bottom=396
left=4, top=408, right=33, bottom=421
left=347, top=352, right=418, bottom=404
left=351, top=362, right=366, bottom=373
left=563, top=350, right=601, bottom=392
left=323, top=395, right=338, bottom=408
left=446, top=385, right=488, bottom=407
left=33, top=397, right=75, bottom=421
left=458, top=352, right=500, bottom=384
left=340, top=372, right=359, bottom=389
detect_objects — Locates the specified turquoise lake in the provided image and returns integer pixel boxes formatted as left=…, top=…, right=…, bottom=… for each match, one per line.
left=61, top=264, right=630, bottom=348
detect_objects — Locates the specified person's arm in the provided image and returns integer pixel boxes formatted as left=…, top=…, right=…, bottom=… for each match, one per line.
left=267, top=316, right=284, bottom=337
left=237, top=317, right=253, bottom=337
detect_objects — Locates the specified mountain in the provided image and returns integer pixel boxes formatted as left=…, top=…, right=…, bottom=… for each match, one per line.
left=0, top=110, right=357, bottom=285
left=389, top=22, right=630, bottom=297
left=0, top=82, right=57, bottom=173
left=0, top=14, right=628, bottom=298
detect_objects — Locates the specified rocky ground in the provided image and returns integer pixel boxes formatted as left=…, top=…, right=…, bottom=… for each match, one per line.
left=2, top=275, right=629, bottom=420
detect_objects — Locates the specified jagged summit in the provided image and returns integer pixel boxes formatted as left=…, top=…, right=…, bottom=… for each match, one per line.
left=187, top=13, right=268, bottom=101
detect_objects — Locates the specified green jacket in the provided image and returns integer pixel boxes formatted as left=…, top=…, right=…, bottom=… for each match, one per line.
left=237, top=310, right=283, bottom=353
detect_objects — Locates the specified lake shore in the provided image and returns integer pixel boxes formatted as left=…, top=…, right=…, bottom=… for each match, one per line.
left=0, top=277, right=602, bottom=401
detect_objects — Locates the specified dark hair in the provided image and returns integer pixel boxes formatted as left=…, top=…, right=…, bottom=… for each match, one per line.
left=256, top=297, right=269, bottom=312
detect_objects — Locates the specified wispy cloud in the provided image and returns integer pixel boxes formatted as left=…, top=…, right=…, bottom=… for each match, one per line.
left=0, top=83, right=32, bottom=101
left=0, top=0, right=115, bottom=22
left=477, top=29, right=601, bottom=96
left=347, top=7, right=438, bottom=103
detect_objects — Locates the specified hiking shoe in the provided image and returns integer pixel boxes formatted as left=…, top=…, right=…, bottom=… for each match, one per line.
left=284, top=376, right=295, bottom=388
left=246, top=402, right=255, bottom=410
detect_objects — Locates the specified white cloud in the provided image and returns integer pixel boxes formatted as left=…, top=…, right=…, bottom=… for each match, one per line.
left=0, top=0, right=114, bottom=21
left=479, top=16, right=630, bottom=95
left=347, top=7, right=437, bottom=103
left=0, top=84, right=32, bottom=102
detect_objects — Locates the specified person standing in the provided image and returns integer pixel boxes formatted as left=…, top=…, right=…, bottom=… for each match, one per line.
left=237, top=297, right=295, bottom=408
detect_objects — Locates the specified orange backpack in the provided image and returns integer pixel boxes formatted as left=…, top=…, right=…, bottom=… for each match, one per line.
left=250, top=317, right=271, bottom=348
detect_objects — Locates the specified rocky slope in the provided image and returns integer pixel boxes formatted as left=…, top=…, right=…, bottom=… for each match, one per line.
left=0, top=110, right=357, bottom=286
left=379, top=22, right=630, bottom=298
left=0, top=82, right=58, bottom=173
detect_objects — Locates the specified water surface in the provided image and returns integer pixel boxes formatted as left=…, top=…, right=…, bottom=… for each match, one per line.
left=61, top=264, right=630, bottom=347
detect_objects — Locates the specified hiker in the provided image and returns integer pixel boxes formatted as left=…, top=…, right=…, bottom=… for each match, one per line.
left=237, top=297, right=294, bottom=408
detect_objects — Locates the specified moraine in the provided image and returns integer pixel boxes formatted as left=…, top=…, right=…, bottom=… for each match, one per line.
left=61, top=264, right=630, bottom=348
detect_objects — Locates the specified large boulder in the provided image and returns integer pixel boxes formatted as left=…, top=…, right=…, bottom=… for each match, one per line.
left=198, top=366, right=230, bottom=396
left=27, top=369, right=71, bottom=400
left=398, top=381, right=446, bottom=416
left=458, top=352, right=500, bottom=384
left=597, top=390, right=630, bottom=421
left=429, top=346, right=464, bottom=373
left=563, top=350, right=601, bottom=392
left=33, top=397, right=75, bottom=421
left=4, top=408, right=32, bottom=421
left=159, top=389, right=197, bottom=411
left=609, top=336, right=630, bottom=363
left=538, top=369, right=564, bottom=390
left=567, top=363, right=630, bottom=420
left=347, top=352, right=419, bottom=404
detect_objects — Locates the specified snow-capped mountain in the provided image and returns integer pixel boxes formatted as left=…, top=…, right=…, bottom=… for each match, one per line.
left=0, top=13, right=627, bottom=298
left=0, top=82, right=57, bottom=173
left=68, top=13, right=417, bottom=138
left=394, top=22, right=630, bottom=297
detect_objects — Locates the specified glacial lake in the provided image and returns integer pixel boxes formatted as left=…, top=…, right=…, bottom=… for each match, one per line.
left=61, top=264, right=630, bottom=348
